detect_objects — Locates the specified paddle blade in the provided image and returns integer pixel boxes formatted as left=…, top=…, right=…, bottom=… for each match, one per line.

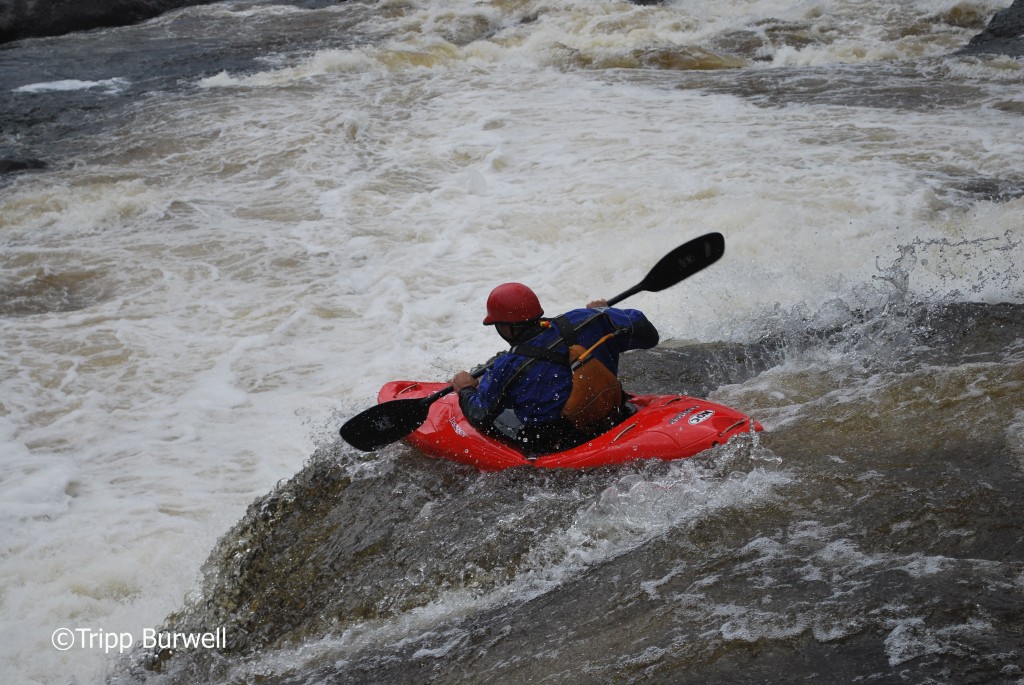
left=339, top=397, right=433, bottom=451
left=605, top=232, right=724, bottom=307
left=642, top=231, right=724, bottom=293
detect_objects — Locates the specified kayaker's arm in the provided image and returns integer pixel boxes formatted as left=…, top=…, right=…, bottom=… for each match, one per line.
left=591, top=306, right=659, bottom=351
left=458, top=388, right=495, bottom=429
left=451, top=355, right=511, bottom=430
left=456, top=374, right=507, bottom=430
left=587, top=298, right=659, bottom=349
left=626, top=315, right=659, bottom=349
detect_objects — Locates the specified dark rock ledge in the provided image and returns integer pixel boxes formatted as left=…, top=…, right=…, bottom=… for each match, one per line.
left=961, top=0, right=1024, bottom=56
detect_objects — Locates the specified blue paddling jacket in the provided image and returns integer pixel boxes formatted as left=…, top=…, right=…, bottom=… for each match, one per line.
left=457, top=306, right=659, bottom=441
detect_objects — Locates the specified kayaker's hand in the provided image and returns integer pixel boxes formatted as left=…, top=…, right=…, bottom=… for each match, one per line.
left=451, top=371, right=479, bottom=393
left=588, top=299, right=609, bottom=308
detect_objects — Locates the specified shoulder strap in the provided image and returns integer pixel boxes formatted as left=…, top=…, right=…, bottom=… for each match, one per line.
left=551, top=314, right=578, bottom=347
left=553, top=311, right=612, bottom=348
left=511, top=311, right=603, bottom=364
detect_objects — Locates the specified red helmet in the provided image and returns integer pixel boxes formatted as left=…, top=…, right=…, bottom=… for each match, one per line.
left=482, top=283, right=544, bottom=325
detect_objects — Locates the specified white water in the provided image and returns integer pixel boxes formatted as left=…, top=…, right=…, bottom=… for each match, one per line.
left=13, top=78, right=131, bottom=94
left=1, top=0, right=1022, bottom=682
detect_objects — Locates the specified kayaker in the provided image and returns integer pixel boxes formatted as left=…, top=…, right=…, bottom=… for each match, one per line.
left=450, top=282, right=659, bottom=455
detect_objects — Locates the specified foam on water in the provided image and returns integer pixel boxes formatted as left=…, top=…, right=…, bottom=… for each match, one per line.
left=1, top=0, right=1022, bottom=682
left=194, top=44, right=1022, bottom=333
left=12, top=79, right=130, bottom=94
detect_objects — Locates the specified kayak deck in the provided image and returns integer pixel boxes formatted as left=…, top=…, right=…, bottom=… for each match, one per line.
left=377, top=381, right=763, bottom=471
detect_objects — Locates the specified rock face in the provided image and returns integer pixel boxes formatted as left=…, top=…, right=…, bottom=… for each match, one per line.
left=0, top=0, right=217, bottom=43
left=963, top=0, right=1024, bottom=55
left=0, top=158, right=46, bottom=174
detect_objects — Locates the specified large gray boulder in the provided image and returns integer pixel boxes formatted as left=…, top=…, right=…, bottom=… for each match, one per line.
left=0, top=0, right=217, bottom=43
left=963, top=0, right=1024, bottom=55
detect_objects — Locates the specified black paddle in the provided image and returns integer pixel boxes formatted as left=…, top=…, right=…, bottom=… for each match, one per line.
left=606, top=230, right=724, bottom=306
left=339, top=231, right=725, bottom=451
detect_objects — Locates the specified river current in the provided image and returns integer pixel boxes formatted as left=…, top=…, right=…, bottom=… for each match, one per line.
left=1, top=1, right=1022, bottom=683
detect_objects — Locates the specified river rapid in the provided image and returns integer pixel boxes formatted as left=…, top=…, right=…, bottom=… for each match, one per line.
left=1, top=1, right=1022, bottom=683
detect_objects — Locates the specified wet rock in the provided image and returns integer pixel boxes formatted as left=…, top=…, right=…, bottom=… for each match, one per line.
left=1, top=0, right=221, bottom=43
left=620, top=340, right=785, bottom=399
left=954, top=176, right=1024, bottom=203
left=0, top=157, right=46, bottom=174
left=962, top=0, right=1024, bottom=56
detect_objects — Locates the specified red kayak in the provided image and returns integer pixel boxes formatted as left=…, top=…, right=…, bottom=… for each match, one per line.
left=377, top=381, right=763, bottom=471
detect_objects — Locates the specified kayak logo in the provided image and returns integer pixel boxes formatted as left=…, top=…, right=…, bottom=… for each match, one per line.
left=669, top=406, right=701, bottom=425
left=688, top=409, right=715, bottom=425
left=448, top=418, right=469, bottom=438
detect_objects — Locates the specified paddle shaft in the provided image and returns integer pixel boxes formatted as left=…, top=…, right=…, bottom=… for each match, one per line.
left=421, top=364, right=488, bottom=405
left=606, top=285, right=642, bottom=308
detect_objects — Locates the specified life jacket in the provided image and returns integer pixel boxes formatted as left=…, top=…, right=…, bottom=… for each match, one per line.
left=508, top=313, right=624, bottom=433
